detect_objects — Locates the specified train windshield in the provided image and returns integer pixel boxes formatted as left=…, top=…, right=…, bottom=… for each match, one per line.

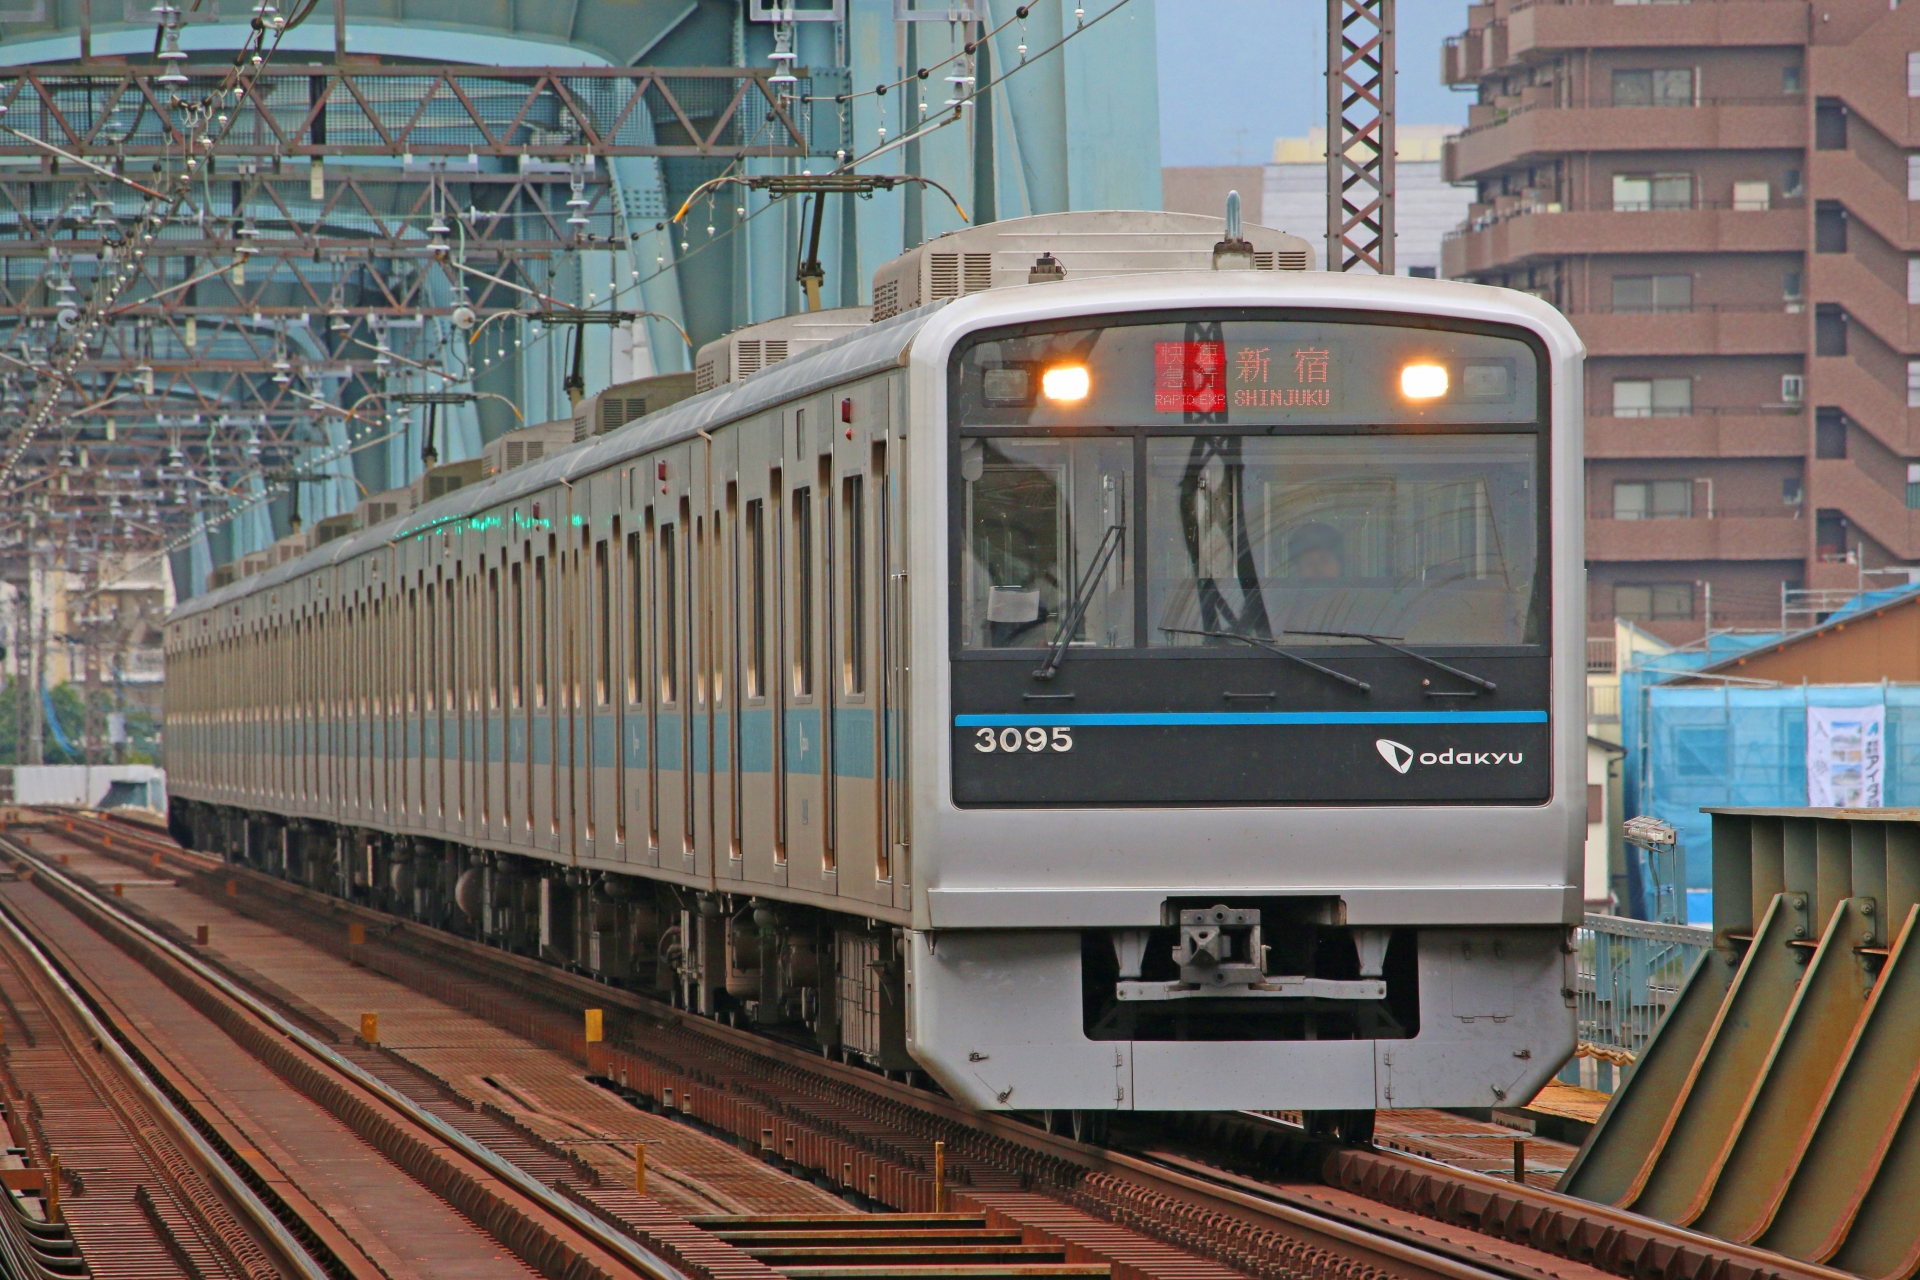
left=951, top=313, right=1545, bottom=653
left=1146, top=434, right=1536, bottom=647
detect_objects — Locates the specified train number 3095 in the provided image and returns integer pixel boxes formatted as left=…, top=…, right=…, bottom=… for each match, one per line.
left=974, top=727, right=1073, bottom=753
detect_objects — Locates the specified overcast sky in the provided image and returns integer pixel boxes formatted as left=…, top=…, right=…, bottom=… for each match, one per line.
left=1156, top=1, right=1471, bottom=167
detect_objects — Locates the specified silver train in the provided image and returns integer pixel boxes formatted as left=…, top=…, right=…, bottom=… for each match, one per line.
left=165, top=212, right=1585, bottom=1130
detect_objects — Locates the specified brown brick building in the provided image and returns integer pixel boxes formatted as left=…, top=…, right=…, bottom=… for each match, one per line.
left=1441, top=0, right=1920, bottom=642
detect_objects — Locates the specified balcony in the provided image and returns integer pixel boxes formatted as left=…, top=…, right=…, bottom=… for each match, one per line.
left=1445, top=101, right=1807, bottom=183
left=1445, top=3, right=1809, bottom=84
left=1509, top=1, right=1812, bottom=62
left=1573, top=307, right=1807, bottom=357
left=1587, top=515, right=1807, bottom=562
left=1443, top=205, right=1804, bottom=277
left=1807, top=355, right=1920, bottom=455
left=1585, top=412, right=1806, bottom=459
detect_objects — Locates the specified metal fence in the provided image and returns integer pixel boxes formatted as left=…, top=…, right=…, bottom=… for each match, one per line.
left=1563, top=913, right=1712, bottom=1092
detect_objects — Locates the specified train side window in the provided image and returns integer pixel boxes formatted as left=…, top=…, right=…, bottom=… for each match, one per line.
left=842, top=474, right=865, bottom=695
left=659, top=522, right=678, bottom=703
left=746, top=498, right=766, bottom=697
left=444, top=576, right=457, bottom=716
left=595, top=539, right=611, bottom=705
left=792, top=487, right=813, bottom=697
left=626, top=530, right=645, bottom=703
left=535, top=556, right=549, bottom=708
left=424, top=584, right=437, bottom=712
left=510, top=563, right=524, bottom=709
left=488, top=567, right=502, bottom=711
left=694, top=514, right=709, bottom=707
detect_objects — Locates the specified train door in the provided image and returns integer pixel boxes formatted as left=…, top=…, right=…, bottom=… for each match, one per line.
left=406, top=575, right=421, bottom=829
left=622, top=484, right=656, bottom=868
left=737, top=420, right=785, bottom=890
left=569, top=481, right=610, bottom=866
left=591, top=487, right=623, bottom=862
left=653, top=450, right=695, bottom=878
left=562, top=516, right=585, bottom=864
left=443, top=558, right=460, bottom=843
left=533, top=528, right=559, bottom=856
left=485, top=551, right=505, bottom=846
left=692, top=447, right=717, bottom=884
left=830, top=385, right=886, bottom=910
left=509, top=542, right=530, bottom=848
left=883, top=376, right=912, bottom=913
left=709, top=430, right=741, bottom=886
left=783, top=405, right=826, bottom=893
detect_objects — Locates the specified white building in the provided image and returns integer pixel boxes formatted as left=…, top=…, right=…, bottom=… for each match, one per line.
left=1262, top=124, right=1473, bottom=277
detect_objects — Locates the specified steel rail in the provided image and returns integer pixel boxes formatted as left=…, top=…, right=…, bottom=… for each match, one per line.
left=53, top=811, right=1842, bottom=1280
left=44, top=819, right=1532, bottom=1280
left=1, top=830, right=692, bottom=1280
left=0, top=858, right=334, bottom=1280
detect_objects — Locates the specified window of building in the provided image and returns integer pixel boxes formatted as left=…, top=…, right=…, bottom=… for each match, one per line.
left=1783, top=65, right=1803, bottom=94
left=1909, top=51, right=1920, bottom=97
left=1783, top=477, right=1804, bottom=507
left=1908, top=259, right=1920, bottom=305
left=1612, top=172, right=1693, bottom=211
left=1612, top=377, right=1692, bottom=417
left=1612, top=68, right=1694, bottom=107
left=1784, top=168, right=1804, bottom=198
left=1784, top=270, right=1803, bottom=306
left=1909, top=464, right=1920, bottom=510
left=1613, top=480, right=1694, bottom=521
left=1732, top=181, right=1771, bottom=212
left=1615, top=583, right=1694, bottom=621
left=1909, top=361, right=1920, bottom=408
left=1611, top=274, right=1692, bottom=313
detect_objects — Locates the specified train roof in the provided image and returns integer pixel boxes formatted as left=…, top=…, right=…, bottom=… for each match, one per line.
left=168, top=300, right=946, bottom=626
left=171, top=268, right=1580, bottom=629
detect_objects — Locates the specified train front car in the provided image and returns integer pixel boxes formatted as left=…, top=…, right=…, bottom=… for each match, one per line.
left=903, top=272, right=1585, bottom=1121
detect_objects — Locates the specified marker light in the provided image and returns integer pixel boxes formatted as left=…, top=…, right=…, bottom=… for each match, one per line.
left=1401, top=362, right=1449, bottom=400
left=1041, top=364, right=1091, bottom=402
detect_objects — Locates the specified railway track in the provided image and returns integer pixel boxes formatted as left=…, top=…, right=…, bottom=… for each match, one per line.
left=17, top=810, right=1864, bottom=1280
left=0, top=859, right=328, bottom=1280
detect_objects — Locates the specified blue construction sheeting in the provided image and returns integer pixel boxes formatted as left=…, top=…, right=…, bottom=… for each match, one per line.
left=1618, top=631, right=1781, bottom=924
left=1634, top=680, right=1920, bottom=928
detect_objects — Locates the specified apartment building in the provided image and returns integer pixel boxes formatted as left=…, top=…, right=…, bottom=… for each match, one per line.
left=1441, top=0, right=1920, bottom=642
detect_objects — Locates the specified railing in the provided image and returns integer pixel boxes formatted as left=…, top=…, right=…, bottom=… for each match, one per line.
left=1446, top=197, right=1803, bottom=238
left=1588, top=683, right=1622, bottom=721
left=1455, top=93, right=1806, bottom=139
left=1587, top=636, right=1617, bottom=674
left=1594, top=404, right=1805, bottom=417
left=1574, top=913, right=1712, bottom=1078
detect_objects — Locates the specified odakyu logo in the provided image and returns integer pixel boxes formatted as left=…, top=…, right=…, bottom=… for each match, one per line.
left=1375, top=738, right=1525, bottom=774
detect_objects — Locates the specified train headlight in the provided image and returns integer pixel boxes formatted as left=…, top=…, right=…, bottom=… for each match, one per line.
left=1041, top=365, right=1091, bottom=402
left=1400, top=362, right=1448, bottom=400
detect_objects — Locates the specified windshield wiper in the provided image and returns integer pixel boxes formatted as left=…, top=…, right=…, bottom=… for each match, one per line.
left=1033, top=524, right=1126, bottom=681
left=1159, top=627, right=1370, bottom=693
left=1282, top=629, right=1497, bottom=694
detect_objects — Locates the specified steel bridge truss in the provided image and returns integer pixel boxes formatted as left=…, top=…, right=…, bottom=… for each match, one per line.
left=0, top=59, right=820, bottom=565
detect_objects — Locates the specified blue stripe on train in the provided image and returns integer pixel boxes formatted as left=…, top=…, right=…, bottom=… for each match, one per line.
left=953, top=710, right=1550, bottom=727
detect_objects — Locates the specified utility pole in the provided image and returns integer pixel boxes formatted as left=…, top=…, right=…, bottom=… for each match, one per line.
left=1327, top=0, right=1395, bottom=274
